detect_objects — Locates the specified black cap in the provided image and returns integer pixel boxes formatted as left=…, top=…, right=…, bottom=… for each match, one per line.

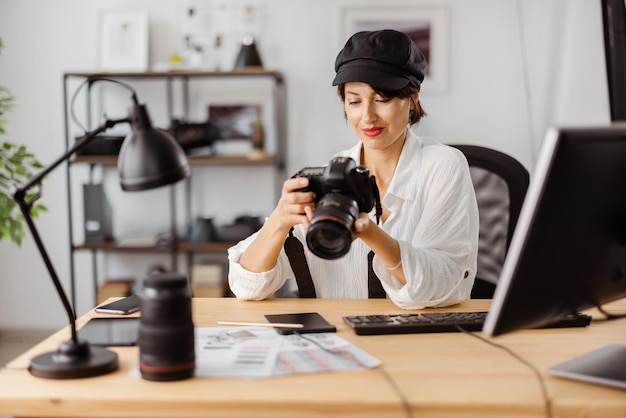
left=332, top=29, right=426, bottom=91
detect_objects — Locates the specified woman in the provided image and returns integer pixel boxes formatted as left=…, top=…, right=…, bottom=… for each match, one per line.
left=228, top=29, right=479, bottom=309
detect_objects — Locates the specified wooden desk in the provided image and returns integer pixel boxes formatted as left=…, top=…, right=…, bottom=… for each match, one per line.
left=1, top=298, right=625, bottom=418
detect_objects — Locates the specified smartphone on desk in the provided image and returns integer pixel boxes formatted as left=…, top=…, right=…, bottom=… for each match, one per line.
left=95, top=295, right=140, bottom=315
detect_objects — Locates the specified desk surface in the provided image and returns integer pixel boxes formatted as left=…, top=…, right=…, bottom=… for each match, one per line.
left=1, top=298, right=625, bottom=418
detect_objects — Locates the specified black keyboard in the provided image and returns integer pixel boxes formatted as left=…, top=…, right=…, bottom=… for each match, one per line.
left=342, top=311, right=592, bottom=335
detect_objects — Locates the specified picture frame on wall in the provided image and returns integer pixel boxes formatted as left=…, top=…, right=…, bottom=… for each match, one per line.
left=342, top=6, right=449, bottom=93
left=99, top=11, right=149, bottom=72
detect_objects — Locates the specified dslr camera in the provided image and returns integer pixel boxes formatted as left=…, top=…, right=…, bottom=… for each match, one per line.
left=293, top=156, right=381, bottom=259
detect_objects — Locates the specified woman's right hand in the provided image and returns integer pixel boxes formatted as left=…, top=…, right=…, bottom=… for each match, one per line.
left=237, top=177, right=316, bottom=273
left=268, top=177, right=317, bottom=233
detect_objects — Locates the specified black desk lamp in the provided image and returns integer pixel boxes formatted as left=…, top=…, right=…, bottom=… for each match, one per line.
left=11, top=78, right=191, bottom=379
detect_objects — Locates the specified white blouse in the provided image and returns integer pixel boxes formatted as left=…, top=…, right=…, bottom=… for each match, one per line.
left=228, top=131, right=479, bottom=309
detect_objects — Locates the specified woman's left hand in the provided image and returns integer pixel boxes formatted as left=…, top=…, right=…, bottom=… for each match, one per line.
left=352, top=212, right=372, bottom=241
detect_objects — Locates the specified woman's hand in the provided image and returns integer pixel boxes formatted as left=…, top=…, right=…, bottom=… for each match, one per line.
left=269, top=177, right=316, bottom=233
left=352, top=211, right=406, bottom=284
left=352, top=212, right=373, bottom=240
left=238, top=177, right=316, bottom=273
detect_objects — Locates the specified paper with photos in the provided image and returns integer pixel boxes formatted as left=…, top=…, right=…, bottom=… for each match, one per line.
left=194, top=327, right=380, bottom=378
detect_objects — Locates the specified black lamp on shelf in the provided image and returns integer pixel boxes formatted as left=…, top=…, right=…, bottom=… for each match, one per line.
left=234, top=35, right=264, bottom=69
left=11, top=78, right=190, bottom=379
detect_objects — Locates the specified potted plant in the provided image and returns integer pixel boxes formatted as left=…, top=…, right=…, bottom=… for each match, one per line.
left=0, top=36, right=46, bottom=245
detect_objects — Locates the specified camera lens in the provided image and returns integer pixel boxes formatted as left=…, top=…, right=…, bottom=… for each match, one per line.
left=138, top=273, right=195, bottom=381
left=306, top=193, right=360, bottom=259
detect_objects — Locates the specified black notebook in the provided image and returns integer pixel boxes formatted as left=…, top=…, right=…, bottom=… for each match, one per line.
left=264, top=312, right=336, bottom=335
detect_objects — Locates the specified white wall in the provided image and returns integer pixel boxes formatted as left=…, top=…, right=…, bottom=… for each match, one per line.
left=0, top=0, right=610, bottom=330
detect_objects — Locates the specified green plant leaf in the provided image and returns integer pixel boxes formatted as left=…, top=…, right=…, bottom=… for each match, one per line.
left=0, top=37, right=46, bottom=246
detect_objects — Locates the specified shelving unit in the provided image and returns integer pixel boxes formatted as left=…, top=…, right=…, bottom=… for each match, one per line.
left=63, top=70, right=286, bottom=307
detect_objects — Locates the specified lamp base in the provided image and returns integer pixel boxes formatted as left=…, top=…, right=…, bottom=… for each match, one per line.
left=29, top=339, right=119, bottom=379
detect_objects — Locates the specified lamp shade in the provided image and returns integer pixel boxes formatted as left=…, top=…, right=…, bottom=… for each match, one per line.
left=234, top=36, right=263, bottom=68
left=118, top=102, right=191, bottom=191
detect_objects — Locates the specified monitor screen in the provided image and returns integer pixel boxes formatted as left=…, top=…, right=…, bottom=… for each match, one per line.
left=482, top=124, right=626, bottom=389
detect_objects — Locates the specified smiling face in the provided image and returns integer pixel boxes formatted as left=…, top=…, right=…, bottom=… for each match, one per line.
left=343, top=82, right=417, bottom=153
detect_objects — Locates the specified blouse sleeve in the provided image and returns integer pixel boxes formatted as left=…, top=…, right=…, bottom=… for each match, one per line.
left=227, top=231, right=293, bottom=300
left=373, top=146, right=479, bottom=309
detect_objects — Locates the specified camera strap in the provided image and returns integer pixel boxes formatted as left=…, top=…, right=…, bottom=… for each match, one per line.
left=284, top=229, right=316, bottom=298
left=367, top=251, right=387, bottom=298
left=283, top=229, right=387, bottom=299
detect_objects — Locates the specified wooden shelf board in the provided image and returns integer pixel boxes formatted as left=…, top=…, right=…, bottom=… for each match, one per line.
left=74, top=242, right=173, bottom=252
left=73, top=241, right=234, bottom=252
left=178, top=241, right=234, bottom=252
left=64, top=68, right=283, bottom=81
left=72, top=155, right=278, bottom=166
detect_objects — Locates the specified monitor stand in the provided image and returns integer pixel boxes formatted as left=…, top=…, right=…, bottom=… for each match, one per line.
left=548, top=344, right=626, bottom=390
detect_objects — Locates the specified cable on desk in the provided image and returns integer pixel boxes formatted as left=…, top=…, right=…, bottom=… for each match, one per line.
left=375, top=366, right=414, bottom=418
left=595, top=303, right=626, bottom=320
left=455, top=325, right=553, bottom=418
left=294, top=332, right=413, bottom=418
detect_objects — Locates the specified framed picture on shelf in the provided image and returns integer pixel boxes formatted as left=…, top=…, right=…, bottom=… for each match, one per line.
left=341, top=6, right=449, bottom=93
left=208, top=104, right=260, bottom=156
left=99, top=10, right=149, bottom=72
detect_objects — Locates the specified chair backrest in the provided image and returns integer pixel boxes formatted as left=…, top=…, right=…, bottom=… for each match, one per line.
left=450, top=144, right=530, bottom=298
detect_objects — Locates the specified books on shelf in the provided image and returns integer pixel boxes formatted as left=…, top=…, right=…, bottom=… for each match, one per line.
left=191, top=264, right=224, bottom=297
left=97, top=278, right=135, bottom=304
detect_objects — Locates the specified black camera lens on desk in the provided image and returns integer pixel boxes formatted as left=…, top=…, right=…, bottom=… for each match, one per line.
left=138, top=273, right=195, bottom=381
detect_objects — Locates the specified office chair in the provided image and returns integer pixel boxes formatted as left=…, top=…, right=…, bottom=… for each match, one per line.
left=450, top=144, right=530, bottom=299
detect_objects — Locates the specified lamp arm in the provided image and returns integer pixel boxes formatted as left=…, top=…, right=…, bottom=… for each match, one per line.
left=12, top=117, right=129, bottom=342
left=19, top=117, right=129, bottom=191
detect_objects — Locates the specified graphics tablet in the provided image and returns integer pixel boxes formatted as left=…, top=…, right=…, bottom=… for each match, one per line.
left=264, top=312, right=336, bottom=335
left=78, top=317, right=140, bottom=346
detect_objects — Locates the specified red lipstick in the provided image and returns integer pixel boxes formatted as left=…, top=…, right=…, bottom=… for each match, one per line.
left=362, top=127, right=383, bottom=137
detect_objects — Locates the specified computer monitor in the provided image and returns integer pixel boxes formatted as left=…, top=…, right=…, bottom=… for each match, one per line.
left=483, top=124, right=626, bottom=390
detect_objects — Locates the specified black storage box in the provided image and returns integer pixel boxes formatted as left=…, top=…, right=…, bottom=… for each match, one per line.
left=76, top=135, right=125, bottom=156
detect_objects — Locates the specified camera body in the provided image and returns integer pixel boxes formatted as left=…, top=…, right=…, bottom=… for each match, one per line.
left=293, top=156, right=380, bottom=259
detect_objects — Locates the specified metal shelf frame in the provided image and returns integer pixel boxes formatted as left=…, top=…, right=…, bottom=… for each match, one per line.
left=63, top=70, right=286, bottom=308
